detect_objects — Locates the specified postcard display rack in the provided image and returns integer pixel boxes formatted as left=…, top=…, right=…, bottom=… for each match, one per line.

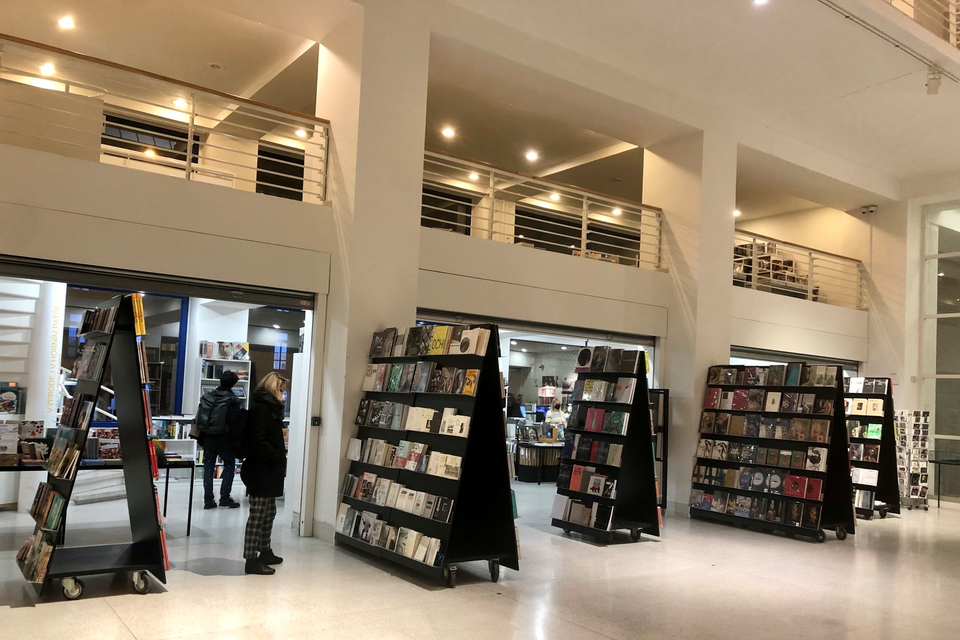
left=15, top=295, right=167, bottom=599
left=650, top=389, right=669, bottom=512
left=334, top=324, right=518, bottom=588
left=551, top=348, right=661, bottom=543
left=843, top=377, right=900, bottom=519
left=689, top=364, right=856, bottom=543
left=896, top=410, right=930, bottom=510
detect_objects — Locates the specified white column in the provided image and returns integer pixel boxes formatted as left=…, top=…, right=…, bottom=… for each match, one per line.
left=313, top=1, right=431, bottom=538
left=644, top=130, right=737, bottom=510
left=17, top=281, right=66, bottom=511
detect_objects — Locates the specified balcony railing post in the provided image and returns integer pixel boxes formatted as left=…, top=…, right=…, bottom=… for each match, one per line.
left=487, top=170, right=496, bottom=241
left=581, top=196, right=589, bottom=258
left=807, top=252, right=815, bottom=301
left=184, top=93, right=196, bottom=181
left=751, top=239, right=759, bottom=289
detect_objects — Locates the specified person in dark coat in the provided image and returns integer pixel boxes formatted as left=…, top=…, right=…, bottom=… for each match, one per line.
left=196, top=370, right=244, bottom=510
left=240, top=371, right=288, bottom=575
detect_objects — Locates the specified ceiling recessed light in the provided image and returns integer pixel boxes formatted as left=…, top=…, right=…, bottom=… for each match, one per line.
left=754, top=0, right=769, bottom=5
left=570, top=245, right=576, bottom=248
left=273, top=324, right=281, bottom=329
left=39, top=63, right=56, bottom=76
left=510, top=341, right=518, bottom=346
left=733, top=209, right=742, bottom=217
left=144, top=149, right=156, bottom=157
left=518, top=235, right=524, bottom=239
left=550, top=192, right=560, bottom=201
left=172, top=98, right=188, bottom=109
left=525, top=150, right=539, bottom=161
left=938, top=272, right=945, bottom=277
left=521, top=348, right=527, bottom=353
left=468, top=172, right=479, bottom=180
left=612, top=208, right=622, bottom=216
left=441, top=126, right=455, bottom=138
left=208, top=62, right=223, bottom=70
left=58, top=16, right=75, bottom=29
left=561, top=346, right=567, bottom=350
left=295, top=129, right=307, bottom=138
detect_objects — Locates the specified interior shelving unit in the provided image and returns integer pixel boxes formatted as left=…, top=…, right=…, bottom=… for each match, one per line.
left=551, top=360, right=661, bottom=543
left=844, top=377, right=900, bottom=519
left=649, top=388, right=669, bottom=512
left=689, top=363, right=855, bottom=543
left=334, top=324, right=518, bottom=588
left=198, top=355, right=250, bottom=409
left=16, top=294, right=166, bottom=598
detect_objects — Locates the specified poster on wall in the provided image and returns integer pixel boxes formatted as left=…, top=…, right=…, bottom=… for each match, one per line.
left=0, top=383, right=20, bottom=414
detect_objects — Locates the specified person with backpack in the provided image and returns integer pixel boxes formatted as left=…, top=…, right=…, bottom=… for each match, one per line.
left=240, top=371, right=288, bottom=575
left=196, top=370, right=245, bottom=510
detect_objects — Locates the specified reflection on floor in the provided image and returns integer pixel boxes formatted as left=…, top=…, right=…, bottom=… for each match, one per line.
left=1, top=478, right=960, bottom=639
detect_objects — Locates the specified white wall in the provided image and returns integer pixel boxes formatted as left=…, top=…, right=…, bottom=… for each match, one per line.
left=182, top=300, right=254, bottom=412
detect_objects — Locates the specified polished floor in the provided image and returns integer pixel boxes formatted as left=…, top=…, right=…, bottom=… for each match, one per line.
left=1, top=478, right=959, bottom=639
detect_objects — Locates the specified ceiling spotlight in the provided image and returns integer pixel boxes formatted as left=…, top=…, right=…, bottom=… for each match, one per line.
left=938, top=272, right=945, bottom=277
left=58, top=16, right=75, bottom=29
left=612, top=208, right=622, bottom=216
left=295, top=129, right=307, bottom=138
left=172, top=98, right=189, bottom=109
left=550, top=192, right=560, bottom=201
left=208, top=62, right=223, bottom=70
left=273, top=324, right=281, bottom=329
left=733, top=209, right=742, bottom=217
left=525, top=150, right=539, bottom=162
left=511, top=341, right=518, bottom=346
left=570, top=245, right=576, bottom=249
left=39, top=63, right=56, bottom=76
left=469, top=172, right=479, bottom=180
left=521, top=348, right=527, bottom=353
left=144, top=149, right=156, bottom=157
left=753, top=0, right=769, bottom=5
left=561, top=346, right=567, bottom=350
left=441, top=126, right=455, bottom=138
left=927, top=67, right=942, bottom=95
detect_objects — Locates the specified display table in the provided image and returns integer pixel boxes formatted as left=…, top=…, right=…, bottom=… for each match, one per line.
left=514, top=441, right=564, bottom=484
left=928, top=451, right=960, bottom=508
left=0, top=458, right=196, bottom=535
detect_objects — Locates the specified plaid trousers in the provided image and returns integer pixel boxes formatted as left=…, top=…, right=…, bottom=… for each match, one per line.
left=244, top=496, right=277, bottom=560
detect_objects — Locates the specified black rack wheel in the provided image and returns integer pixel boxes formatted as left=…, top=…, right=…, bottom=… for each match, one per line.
left=836, top=527, right=848, bottom=541
left=489, top=560, right=500, bottom=582
left=562, top=528, right=571, bottom=535
left=62, top=577, right=84, bottom=600
left=815, top=530, right=826, bottom=544
left=132, top=571, right=149, bottom=594
left=630, top=528, right=642, bottom=542
left=443, top=565, right=457, bottom=588
left=878, top=507, right=888, bottom=519
left=924, top=505, right=929, bottom=511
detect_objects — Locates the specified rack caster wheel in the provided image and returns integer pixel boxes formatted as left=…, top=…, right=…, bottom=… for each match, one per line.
left=879, top=507, right=888, bottom=519
left=907, top=506, right=913, bottom=511
left=630, top=528, right=642, bottom=542
left=132, top=571, right=149, bottom=594
left=924, top=506, right=929, bottom=511
left=836, top=527, right=848, bottom=541
left=815, top=530, right=826, bottom=543
left=443, top=565, right=457, bottom=588
left=563, top=528, right=571, bottom=535
left=488, top=560, right=500, bottom=583
left=62, top=577, right=84, bottom=600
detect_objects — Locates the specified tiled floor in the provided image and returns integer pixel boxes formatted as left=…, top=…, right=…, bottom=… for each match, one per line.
left=1, top=479, right=958, bottom=639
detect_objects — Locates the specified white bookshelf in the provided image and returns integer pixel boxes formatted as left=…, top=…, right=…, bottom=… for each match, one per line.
left=199, top=357, right=251, bottom=409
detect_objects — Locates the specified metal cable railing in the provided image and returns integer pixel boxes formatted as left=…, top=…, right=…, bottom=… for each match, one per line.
left=0, top=35, right=329, bottom=202
left=885, top=0, right=960, bottom=47
left=422, top=151, right=662, bottom=270
left=733, top=230, right=865, bottom=310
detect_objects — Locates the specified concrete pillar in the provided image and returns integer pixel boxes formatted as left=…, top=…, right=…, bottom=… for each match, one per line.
left=643, top=130, right=737, bottom=510
left=313, top=0, right=430, bottom=537
left=17, top=281, right=66, bottom=511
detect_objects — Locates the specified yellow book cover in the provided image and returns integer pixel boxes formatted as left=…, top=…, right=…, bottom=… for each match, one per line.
left=428, top=326, right=449, bottom=355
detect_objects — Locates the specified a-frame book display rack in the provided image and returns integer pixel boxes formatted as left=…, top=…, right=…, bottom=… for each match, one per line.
left=650, top=389, right=670, bottom=512
left=844, top=377, right=900, bottom=519
left=334, top=323, right=518, bottom=588
left=15, top=294, right=167, bottom=599
left=550, top=347, right=661, bottom=543
left=689, top=362, right=856, bottom=543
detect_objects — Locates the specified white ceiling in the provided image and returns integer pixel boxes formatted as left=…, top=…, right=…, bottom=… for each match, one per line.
left=444, top=0, right=960, bottom=180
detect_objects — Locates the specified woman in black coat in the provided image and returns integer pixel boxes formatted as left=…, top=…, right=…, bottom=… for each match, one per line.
left=240, top=371, right=288, bottom=575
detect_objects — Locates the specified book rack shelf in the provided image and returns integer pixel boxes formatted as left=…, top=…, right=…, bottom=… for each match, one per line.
left=334, top=324, right=518, bottom=588
left=650, top=389, right=669, bottom=512
left=689, top=363, right=856, bottom=544
left=551, top=358, right=661, bottom=543
left=844, top=377, right=900, bottom=519
left=15, top=295, right=167, bottom=599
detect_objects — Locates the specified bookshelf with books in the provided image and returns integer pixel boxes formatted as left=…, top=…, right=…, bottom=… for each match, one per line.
left=650, top=389, right=669, bottom=512
left=198, top=341, right=251, bottom=409
left=689, top=363, right=856, bottom=543
left=550, top=347, right=661, bottom=543
left=843, top=377, right=900, bottom=519
left=334, top=324, right=518, bottom=588
left=15, top=294, right=168, bottom=598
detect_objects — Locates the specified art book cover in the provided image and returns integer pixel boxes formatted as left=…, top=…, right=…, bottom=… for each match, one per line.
left=714, top=440, right=729, bottom=461
left=714, top=413, right=730, bottom=435
left=767, top=365, right=786, bottom=386
left=750, top=469, right=767, bottom=492
left=814, top=398, right=835, bottom=416
left=765, top=497, right=784, bottom=523
left=784, top=362, right=802, bottom=386
left=780, top=393, right=799, bottom=414
left=749, top=496, right=767, bottom=519
left=738, top=466, right=754, bottom=490
left=732, top=389, right=749, bottom=411
left=699, top=412, right=716, bottom=434
left=744, top=414, right=761, bottom=437
left=809, top=420, right=829, bottom=443
left=799, top=394, right=816, bottom=414
left=755, top=447, right=768, bottom=465
left=791, top=418, right=811, bottom=441
left=722, top=368, right=738, bottom=385
left=727, top=442, right=742, bottom=462
left=589, top=347, right=609, bottom=373
left=783, top=474, right=807, bottom=498
left=764, top=392, right=782, bottom=412
left=707, top=366, right=724, bottom=385
left=744, top=367, right=759, bottom=386
left=863, top=444, right=880, bottom=463
left=849, top=443, right=864, bottom=461
left=805, top=477, right=823, bottom=501
left=775, top=418, right=792, bottom=440
left=767, top=469, right=786, bottom=494
left=783, top=500, right=803, bottom=526
left=719, top=391, right=734, bottom=410
left=791, top=450, right=806, bottom=469
left=740, top=444, right=757, bottom=464
left=760, top=417, right=776, bottom=439
left=746, top=389, right=765, bottom=412
left=711, top=491, right=729, bottom=513
left=733, top=495, right=752, bottom=517
left=689, top=489, right=705, bottom=508
left=805, top=447, right=828, bottom=472
left=801, top=503, right=821, bottom=529
left=703, top=388, right=721, bottom=409
left=729, top=415, right=746, bottom=436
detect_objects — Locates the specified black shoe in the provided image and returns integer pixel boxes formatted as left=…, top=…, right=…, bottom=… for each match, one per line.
left=204, top=502, right=217, bottom=510
left=219, top=498, right=241, bottom=509
left=259, top=549, right=283, bottom=565
left=245, top=559, right=276, bottom=575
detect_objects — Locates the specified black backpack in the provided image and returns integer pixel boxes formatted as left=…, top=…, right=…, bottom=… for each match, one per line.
left=196, top=391, right=235, bottom=436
